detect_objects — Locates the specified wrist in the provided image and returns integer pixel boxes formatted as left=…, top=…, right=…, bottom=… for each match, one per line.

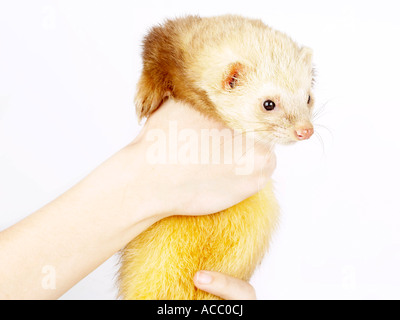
left=106, top=142, right=168, bottom=227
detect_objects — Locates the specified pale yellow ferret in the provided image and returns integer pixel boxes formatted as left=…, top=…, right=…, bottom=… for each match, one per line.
left=119, top=15, right=315, bottom=299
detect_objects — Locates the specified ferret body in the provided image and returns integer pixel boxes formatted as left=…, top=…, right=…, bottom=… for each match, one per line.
left=119, top=15, right=315, bottom=300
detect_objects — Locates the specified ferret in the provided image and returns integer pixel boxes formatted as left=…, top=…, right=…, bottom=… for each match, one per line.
left=118, top=15, right=315, bottom=300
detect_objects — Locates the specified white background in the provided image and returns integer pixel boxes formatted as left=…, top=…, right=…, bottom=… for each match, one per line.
left=1, top=0, right=399, bottom=300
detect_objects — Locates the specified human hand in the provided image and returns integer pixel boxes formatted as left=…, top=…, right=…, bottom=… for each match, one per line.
left=194, top=271, right=257, bottom=300
left=0, top=99, right=274, bottom=300
left=125, top=98, right=276, bottom=219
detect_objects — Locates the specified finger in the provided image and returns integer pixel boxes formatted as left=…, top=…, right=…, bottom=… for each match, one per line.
left=194, top=271, right=257, bottom=300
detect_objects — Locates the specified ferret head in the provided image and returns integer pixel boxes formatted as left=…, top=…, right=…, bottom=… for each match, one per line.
left=136, top=16, right=315, bottom=145
left=192, top=19, right=315, bottom=145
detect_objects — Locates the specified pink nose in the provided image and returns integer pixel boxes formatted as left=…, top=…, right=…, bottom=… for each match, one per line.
left=295, top=127, right=314, bottom=140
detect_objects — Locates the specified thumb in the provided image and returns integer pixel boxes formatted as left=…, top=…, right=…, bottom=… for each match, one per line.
left=194, top=271, right=257, bottom=300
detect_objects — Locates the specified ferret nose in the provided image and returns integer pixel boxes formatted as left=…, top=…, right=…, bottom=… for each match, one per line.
left=295, top=127, right=314, bottom=140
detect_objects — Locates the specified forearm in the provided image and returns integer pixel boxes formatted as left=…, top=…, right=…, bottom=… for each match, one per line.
left=0, top=144, right=159, bottom=300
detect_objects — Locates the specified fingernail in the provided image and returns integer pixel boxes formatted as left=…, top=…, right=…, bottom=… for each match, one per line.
left=195, top=271, right=213, bottom=285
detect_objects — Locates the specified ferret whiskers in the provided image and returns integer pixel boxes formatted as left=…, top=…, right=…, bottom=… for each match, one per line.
left=313, top=129, right=326, bottom=156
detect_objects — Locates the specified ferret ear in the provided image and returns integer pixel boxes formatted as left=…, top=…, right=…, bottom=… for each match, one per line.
left=135, top=71, right=170, bottom=122
left=222, top=62, right=246, bottom=90
left=300, top=47, right=313, bottom=65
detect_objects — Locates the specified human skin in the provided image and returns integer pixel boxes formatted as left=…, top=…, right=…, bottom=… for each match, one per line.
left=0, top=99, right=275, bottom=300
left=194, top=271, right=257, bottom=300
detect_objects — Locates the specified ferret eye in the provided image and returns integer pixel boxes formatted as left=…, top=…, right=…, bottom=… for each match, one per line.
left=307, top=95, right=311, bottom=104
left=263, top=100, right=276, bottom=111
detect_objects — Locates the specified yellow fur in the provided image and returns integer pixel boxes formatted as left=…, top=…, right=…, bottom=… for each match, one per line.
left=119, top=181, right=279, bottom=299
